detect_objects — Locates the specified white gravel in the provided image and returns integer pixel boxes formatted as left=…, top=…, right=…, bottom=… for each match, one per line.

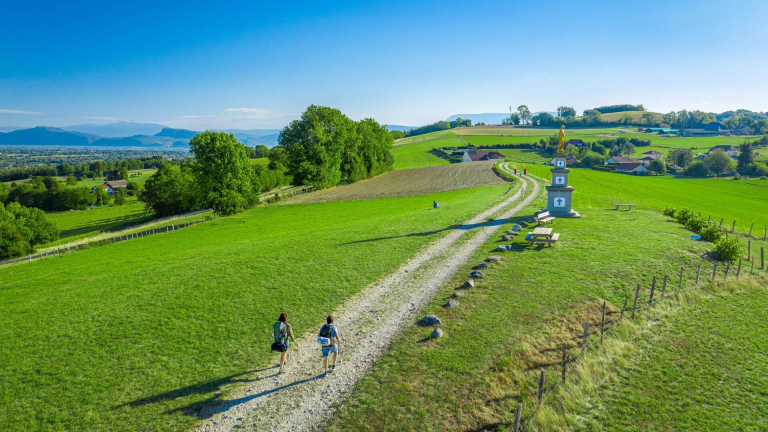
left=194, top=170, right=540, bottom=432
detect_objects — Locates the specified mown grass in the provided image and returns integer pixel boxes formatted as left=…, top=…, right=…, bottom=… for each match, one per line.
left=393, top=134, right=463, bottom=170
left=0, top=184, right=511, bottom=432
left=45, top=197, right=153, bottom=242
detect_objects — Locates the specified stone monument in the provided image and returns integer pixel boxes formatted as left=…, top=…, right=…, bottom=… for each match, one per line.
left=546, top=126, right=581, bottom=218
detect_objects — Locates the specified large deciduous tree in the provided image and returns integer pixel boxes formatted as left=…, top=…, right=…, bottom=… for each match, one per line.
left=737, top=142, right=755, bottom=174
left=667, top=148, right=694, bottom=168
left=140, top=164, right=199, bottom=217
left=704, top=150, right=735, bottom=176
left=190, top=131, right=256, bottom=215
left=517, top=105, right=531, bottom=125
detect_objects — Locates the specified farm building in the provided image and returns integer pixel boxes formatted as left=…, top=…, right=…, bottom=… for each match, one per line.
left=642, top=150, right=663, bottom=160
left=461, top=150, right=505, bottom=162
left=678, top=122, right=731, bottom=137
left=708, top=145, right=739, bottom=157
left=606, top=156, right=639, bottom=164
left=639, top=156, right=655, bottom=166
left=645, top=128, right=678, bottom=135
left=91, top=180, right=128, bottom=195
left=564, top=139, right=587, bottom=149
left=732, top=125, right=751, bottom=135
left=614, top=163, right=648, bottom=174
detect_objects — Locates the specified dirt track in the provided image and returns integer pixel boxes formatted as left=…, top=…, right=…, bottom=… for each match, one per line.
left=194, top=166, right=540, bottom=432
left=283, top=161, right=507, bottom=204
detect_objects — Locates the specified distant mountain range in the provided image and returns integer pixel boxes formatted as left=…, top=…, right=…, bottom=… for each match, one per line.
left=386, top=125, right=417, bottom=132
left=0, top=122, right=283, bottom=148
left=446, top=113, right=558, bottom=125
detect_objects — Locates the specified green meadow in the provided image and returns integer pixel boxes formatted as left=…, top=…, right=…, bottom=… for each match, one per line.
left=393, top=134, right=463, bottom=170
left=45, top=198, right=153, bottom=242
left=0, top=184, right=510, bottom=432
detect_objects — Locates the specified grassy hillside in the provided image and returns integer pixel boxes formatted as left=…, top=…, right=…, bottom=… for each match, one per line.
left=393, top=133, right=463, bottom=170
left=326, top=164, right=768, bottom=432
left=0, top=184, right=511, bottom=432
left=591, top=288, right=768, bottom=431
left=46, top=198, right=153, bottom=241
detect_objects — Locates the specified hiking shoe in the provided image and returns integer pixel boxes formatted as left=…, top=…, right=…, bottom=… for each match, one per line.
left=331, top=365, right=337, bottom=371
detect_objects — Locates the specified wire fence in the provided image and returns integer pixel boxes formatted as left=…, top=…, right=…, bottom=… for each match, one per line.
left=511, top=256, right=767, bottom=432
left=0, top=212, right=212, bottom=268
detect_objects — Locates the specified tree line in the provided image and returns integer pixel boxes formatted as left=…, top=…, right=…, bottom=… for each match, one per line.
left=0, top=155, right=189, bottom=182
left=399, top=118, right=472, bottom=138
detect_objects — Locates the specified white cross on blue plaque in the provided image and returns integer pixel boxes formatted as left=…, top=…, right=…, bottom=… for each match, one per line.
left=555, top=197, right=565, bottom=207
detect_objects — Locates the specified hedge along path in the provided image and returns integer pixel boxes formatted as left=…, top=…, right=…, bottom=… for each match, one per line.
left=195, top=170, right=541, bottom=432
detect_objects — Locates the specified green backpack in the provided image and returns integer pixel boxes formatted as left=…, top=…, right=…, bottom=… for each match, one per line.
left=273, top=322, right=288, bottom=345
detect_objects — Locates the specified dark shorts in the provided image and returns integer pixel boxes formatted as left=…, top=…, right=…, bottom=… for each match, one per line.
left=272, top=340, right=289, bottom=352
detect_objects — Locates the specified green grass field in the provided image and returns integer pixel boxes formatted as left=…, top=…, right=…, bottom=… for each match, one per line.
left=0, top=184, right=511, bottom=432
left=393, top=134, right=463, bottom=170
left=44, top=197, right=154, bottom=244
left=590, top=288, right=768, bottom=431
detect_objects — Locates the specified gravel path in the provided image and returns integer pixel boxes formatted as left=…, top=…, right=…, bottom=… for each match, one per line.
left=195, top=168, right=540, bottom=432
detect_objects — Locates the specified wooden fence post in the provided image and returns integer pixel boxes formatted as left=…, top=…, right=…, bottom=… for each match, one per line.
left=719, top=218, right=724, bottom=228
left=762, top=247, right=765, bottom=269
left=581, top=322, right=589, bottom=356
left=661, top=275, right=668, bottom=299
left=712, top=262, right=717, bottom=283
left=538, top=370, right=546, bottom=405
left=695, top=264, right=702, bottom=288
left=748, top=223, right=754, bottom=237
left=649, top=275, right=656, bottom=306
left=620, top=295, right=628, bottom=320
left=731, top=220, right=736, bottom=233
left=678, top=266, right=684, bottom=291
left=514, top=403, right=522, bottom=432
left=631, top=284, right=640, bottom=319
left=748, top=240, right=751, bottom=257
left=737, top=259, right=742, bottom=278
left=764, top=225, right=767, bottom=241
left=600, top=301, right=606, bottom=344
left=751, top=261, right=754, bottom=276
left=724, top=262, right=731, bottom=281
left=561, top=343, right=567, bottom=382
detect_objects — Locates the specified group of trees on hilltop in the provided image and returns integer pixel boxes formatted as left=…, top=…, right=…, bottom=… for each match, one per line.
left=277, top=105, right=394, bottom=188
left=0, top=202, right=59, bottom=260
left=402, top=117, right=472, bottom=138
left=2, top=177, right=96, bottom=211
left=592, top=104, right=645, bottom=114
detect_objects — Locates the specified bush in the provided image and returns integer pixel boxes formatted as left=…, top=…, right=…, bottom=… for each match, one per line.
left=714, top=237, right=743, bottom=262
left=675, top=208, right=695, bottom=225
left=733, top=174, right=742, bottom=180
left=699, top=224, right=722, bottom=242
left=662, top=207, right=676, bottom=217
left=685, top=216, right=707, bottom=233
left=761, top=176, right=767, bottom=180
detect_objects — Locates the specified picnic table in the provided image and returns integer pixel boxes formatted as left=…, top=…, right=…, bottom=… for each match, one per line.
left=525, top=227, right=560, bottom=246
left=613, top=203, right=636, bottom=211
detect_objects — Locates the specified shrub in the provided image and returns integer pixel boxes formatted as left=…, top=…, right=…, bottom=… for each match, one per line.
left=675, top=207, right=695, bottom=225
left=699, top=224, right=722, bottom=242
left=733, top=174, right=742, bottom=180
left=662, top=207, right=676, bottom=217
left=685, top=216, right=707, bottom=233
left=714, top=236, right=743, bottom=262
left=761, top=176, right=767, bottom=180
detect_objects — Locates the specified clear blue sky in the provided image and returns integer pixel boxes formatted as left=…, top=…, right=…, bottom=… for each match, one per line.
left=1, top=0, right=766, bottom=130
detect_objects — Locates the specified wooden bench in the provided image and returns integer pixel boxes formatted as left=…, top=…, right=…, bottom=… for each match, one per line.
left=614, top=203, right=636, bottom=211
left=533, top=211, right=555, bottom=225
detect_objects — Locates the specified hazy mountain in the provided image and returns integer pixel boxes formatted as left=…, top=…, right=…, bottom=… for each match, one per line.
left=61, top=121, right=166, bottom=137
left=238, top=133, right=279, bottom=147
left=92, top=135, right=190, bottom=148
left=0, top=126, right=99, bottom=146
left=386, top=125, right=416, bottom=132
left=222, top=128, right=281, bottom=137
left=446, top=112, right=558, bottom=125
left=0, top=125, right=24, bottom=133
left=155, top=127, right=198, bottom=139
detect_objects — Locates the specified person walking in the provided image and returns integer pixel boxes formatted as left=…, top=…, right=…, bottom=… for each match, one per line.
left=272, top=312, right=296, bottom=375
left=317, top=315, right=341, bottom=375
left=514, top=167, right=517, bottom=175
left=523, top=167, right=527, bottom=176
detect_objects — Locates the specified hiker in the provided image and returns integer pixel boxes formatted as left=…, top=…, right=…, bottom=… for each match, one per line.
left=272, top=312, right=296, bottom=375
left=317, top=315, right=341, bottom=374
left=523, top=168, right=527, bottom=176
left=514, top=167, right=517, bottom=175
left=433, top=200, right=439, bottom=209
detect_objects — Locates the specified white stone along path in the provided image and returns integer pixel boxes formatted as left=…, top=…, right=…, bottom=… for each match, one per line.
left=195, top=166, right=540, bottom=432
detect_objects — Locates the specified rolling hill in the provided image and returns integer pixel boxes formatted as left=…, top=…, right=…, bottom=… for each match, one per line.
left=0, top=126, right=100, bottom=146
left=61, top=122, right=166, bottom=137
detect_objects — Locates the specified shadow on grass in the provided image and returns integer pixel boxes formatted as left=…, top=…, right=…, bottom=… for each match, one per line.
left=60, top=212, right=154, bottom=238
left=339, top=215, right=533, bottom=246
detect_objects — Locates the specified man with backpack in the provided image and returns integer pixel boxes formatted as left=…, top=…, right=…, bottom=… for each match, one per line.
left=271, top=312, right=296, bottom=375
left=317, top=315, right=341, bottom=375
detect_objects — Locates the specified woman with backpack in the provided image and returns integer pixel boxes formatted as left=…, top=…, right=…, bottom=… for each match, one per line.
left=272, top=312, right=296, bottom=375
left=317, top=315, right=341, bottom=375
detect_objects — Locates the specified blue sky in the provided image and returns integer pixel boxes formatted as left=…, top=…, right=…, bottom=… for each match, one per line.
left=1, top=0, right=767, bottom=130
